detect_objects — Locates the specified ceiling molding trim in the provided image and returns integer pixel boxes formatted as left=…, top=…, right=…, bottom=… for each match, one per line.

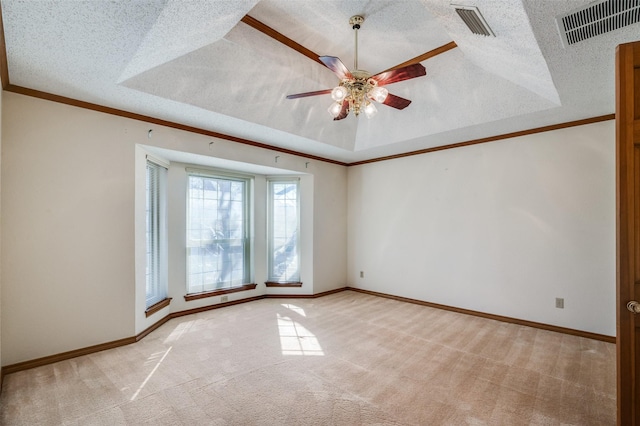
left=5, top=84, right=349, bottom=167
left=4, top=84, right=615, bottom=168
left=384, top=41, right=458, bottom=72
left=240, top=14, right=323, bottom=66
left=348, top=113, right=616, bottom=166
left=0, top=8, right=614, bottom=168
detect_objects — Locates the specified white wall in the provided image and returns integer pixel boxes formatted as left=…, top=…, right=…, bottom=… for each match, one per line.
left=1, top=88, right=613, bottom=367
left=348, top=120, right=616, bottom=336
left=1, top=94, right=136, bottom=365
left=312, top=164, right=348, bottom=294
left=1, top=92, right=348, bottom=365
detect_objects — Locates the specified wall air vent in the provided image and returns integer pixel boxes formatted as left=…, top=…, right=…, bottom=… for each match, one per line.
left=556, top=0, right=640, bottom=47
left=452, top=5, right=495, bottom=37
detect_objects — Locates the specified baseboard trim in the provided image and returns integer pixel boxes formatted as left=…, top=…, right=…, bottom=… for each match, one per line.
left=136, top=314, right=173, bottom=342
left=1, top=284, right=612, bottom=383
left=263, top=287, right=348, bottom=298
left=1, top=288, right=350, bottom=380
left=1, top=336, right=137, bottom=376
left=346, top=287, right=616, bottom=343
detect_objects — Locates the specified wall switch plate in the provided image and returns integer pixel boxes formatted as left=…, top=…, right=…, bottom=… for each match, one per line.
left=360, top=271, right=364, bottom=278
left=221, top=295, right=229, bottom=303
left=555, top=298, right=564, bottom=309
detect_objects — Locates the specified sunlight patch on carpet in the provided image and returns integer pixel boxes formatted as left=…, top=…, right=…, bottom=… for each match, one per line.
left=277, top=313, right=324, bottom=356
left=164, top=320, right=195, bottom=344
left=131, top=346, right=173, bottom=400
left=281, top=303, right=306, bottom=317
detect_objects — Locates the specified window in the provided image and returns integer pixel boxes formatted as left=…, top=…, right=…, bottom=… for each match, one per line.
left=146, top=158, right=168, bottom=308
left=187, top=170, right=251, bottom=294
left=268, top=179, right=300, bottom=283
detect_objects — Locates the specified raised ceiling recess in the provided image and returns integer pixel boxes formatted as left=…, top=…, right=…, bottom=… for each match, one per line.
left=3, top=0, right=640, bottom=163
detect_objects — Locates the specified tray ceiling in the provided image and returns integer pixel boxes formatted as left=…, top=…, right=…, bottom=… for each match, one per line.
left=2, top=0, right=638, bottom=163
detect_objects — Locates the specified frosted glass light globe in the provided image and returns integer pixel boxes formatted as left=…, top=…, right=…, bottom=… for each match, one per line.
left=368, top=86, right=388, bottom=103
left=364, top=102, right=377, bottom=118
left=328, top=102, right=343, bottom=117
left=331, top=86, right=348, bottom=102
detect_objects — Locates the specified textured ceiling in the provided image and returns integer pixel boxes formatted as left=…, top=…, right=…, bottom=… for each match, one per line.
left=2, top=0, right=638, bottom=163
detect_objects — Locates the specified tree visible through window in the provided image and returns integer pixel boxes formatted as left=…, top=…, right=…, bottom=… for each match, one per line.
left=268, top=179, right=300, bottom=282
left=187, top=172, right=250, bottom=293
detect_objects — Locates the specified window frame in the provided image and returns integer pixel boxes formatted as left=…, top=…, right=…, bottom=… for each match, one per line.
left=266, top=177, right=301, bottom=285
left=185, top=168, right=254, bottom=296
left=145, top=156, right=169, bottom=309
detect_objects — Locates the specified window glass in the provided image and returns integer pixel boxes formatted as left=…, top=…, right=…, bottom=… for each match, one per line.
left=268, top=179, right=300, bottom=282
left=187, top=173, right=250, bottom=293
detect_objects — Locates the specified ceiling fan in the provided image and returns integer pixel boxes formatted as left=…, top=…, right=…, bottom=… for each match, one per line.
left=286, top=15, right=427, bottom=120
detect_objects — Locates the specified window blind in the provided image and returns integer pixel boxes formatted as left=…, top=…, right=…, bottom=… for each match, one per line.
left=146, top=160, right=168, bottom=307
left=267, top=178, right=300, bottom=282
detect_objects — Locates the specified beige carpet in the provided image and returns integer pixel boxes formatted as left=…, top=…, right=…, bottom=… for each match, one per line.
left=0, top=291, right=616, bottom=425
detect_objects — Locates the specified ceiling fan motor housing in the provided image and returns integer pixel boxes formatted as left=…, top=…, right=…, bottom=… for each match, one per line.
left=339, top=71, right=379, bottom=116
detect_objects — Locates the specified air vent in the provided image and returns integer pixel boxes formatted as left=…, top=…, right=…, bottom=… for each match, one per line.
left=557, top=0, right=640, bottom=47
left=452, top=5, right=495, bottom=37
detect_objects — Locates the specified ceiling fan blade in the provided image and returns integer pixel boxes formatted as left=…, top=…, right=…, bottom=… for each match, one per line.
left=286, top=89, right=332, bottom=99
left=381, top=41, right=457, bottom=73
left=372, top=63, right=426, bottom=86
left=319, top=56, right=353, bottom=80
left=333, top=101, right=349, bottom=121
left=382, top=93, right=412, bottom=110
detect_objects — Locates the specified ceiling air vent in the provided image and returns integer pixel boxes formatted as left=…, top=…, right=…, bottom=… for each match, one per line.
left=452, top=5, right=495, bottom=37
left=556, top=0, right=640, bottom=47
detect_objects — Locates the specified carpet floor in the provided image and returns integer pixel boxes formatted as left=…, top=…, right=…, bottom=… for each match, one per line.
left=0, top=290, right=616, bottom=425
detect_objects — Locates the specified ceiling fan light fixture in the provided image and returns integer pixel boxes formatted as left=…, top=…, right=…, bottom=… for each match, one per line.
left=286, top=15, right=426, bottom=121
left=331, top=85, right=349, bottom=101
left=368, top=86, right=389, bottom=103
left=364, top=101, right=377, bottom=118
left=328, top=101, right=343, bottom=118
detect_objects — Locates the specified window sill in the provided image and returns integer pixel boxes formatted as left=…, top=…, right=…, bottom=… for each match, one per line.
left=184, top=283, right=258, bottom=301
left=145, top=297, right=172, bottom=317
left=265, top=281, right=303, bottom=287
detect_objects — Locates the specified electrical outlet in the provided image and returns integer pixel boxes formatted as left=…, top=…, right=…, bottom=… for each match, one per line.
left=221, top=295, right=228, bottom=303
left=555, top=298, right=564, bottom=309
left=360, top=271, right=364, bottom=278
